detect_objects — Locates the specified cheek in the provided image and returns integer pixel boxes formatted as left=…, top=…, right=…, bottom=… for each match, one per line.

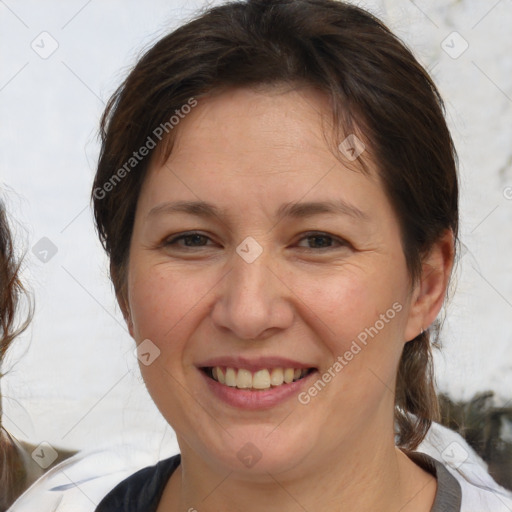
left=292, top=263, right=407, bottom=344
left=127, top=265, right=209, bottom=414
left=128, top=264, right=205, bottom=348
left=127, top=262, right=231, bottom=380
left=294, top=264, right=409, bottom=399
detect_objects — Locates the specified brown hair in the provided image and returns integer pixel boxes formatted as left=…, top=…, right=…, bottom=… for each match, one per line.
left=0, top=203, right=31, bottom=378
left=92, top=0, right=458, bottom=450
left=0, top=202, right=33, bottom=510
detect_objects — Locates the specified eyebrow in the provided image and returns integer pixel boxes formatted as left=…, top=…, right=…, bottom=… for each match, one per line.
left=276, top=199, right=369, bottom=221
left=147, top=199, right=369, bottom=222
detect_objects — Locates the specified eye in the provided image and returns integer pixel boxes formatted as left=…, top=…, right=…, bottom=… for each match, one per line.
left=296, top=232, right=348, bottom=250
left=161, top=231, right=348, bottom=252
left=164, top=232, right=214, bottom=248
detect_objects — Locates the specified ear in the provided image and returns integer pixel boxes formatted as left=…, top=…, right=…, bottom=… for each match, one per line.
left=404, top=229, right=455, bottom=342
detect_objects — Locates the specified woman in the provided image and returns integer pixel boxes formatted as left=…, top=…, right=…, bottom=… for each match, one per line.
left=87, top=0, right=512, bottom=509
left=9, top=0, right=512, bottom=510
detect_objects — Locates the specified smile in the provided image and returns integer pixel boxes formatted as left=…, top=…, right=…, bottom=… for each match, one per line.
left=202, top=366, right=315, bottom=391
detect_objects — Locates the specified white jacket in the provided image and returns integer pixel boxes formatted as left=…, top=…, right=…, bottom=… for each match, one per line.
left=9, top=423, right=512, bottom=511
left=418, top=422, right=512, bottom=511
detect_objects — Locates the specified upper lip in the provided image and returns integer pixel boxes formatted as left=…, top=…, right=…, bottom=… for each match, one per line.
left=197, top=356, right=316, bottom=372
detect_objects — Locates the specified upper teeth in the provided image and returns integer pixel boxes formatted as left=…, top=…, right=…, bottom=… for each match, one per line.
left=211, top=367, right=309, bottom=390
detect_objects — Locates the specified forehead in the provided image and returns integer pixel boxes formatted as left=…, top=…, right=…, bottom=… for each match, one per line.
left=154, top=84, right=372, bottom=173
left=140, top=86, right=386, bottom=221
left=178, top=87, right=326, bottom=157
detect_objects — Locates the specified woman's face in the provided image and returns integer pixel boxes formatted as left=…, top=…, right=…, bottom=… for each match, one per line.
left=125, top=86, right=423, bottom=476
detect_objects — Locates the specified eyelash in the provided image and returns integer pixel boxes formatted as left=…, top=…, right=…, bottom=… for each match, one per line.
left=163, top=231, right=349, bottom=251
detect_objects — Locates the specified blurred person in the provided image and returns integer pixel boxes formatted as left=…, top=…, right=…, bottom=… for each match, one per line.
left=0, top=201, right=38, bottom=510
left=0, top=200, right=75, bottom=510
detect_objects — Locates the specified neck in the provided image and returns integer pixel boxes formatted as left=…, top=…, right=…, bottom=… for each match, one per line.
left=159, top=424, right=436, bottom=512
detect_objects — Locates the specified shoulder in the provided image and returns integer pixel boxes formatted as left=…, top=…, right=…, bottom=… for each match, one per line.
left=9, top=441, right=177, bottom=512
left=417, top=422, right=512, bottom=512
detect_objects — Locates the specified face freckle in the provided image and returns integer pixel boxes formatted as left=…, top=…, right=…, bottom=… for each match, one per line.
left=125, top=86, right=415, bottom=475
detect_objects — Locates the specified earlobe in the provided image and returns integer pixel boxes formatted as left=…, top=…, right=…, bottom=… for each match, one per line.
left=404, top=230, right=455, bottom=342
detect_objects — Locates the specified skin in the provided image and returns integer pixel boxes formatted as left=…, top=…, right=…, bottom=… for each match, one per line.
left=123, top=85, right=454, bottom=511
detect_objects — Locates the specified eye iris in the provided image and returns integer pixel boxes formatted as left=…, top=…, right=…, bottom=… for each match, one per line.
left=309, top=235, right=331, bottom=248
left=184, top=234, right=207, bottom=246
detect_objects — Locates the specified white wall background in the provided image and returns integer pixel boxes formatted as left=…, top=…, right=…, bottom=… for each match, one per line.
left=1, top=0, right=511, bottom=452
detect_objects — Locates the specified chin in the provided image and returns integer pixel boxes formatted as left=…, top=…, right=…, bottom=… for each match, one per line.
left=194, top=423, right=316, bottom=479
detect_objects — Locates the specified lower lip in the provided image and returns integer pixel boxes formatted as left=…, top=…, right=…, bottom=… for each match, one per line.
left=200, top=369, right=317, bottom=410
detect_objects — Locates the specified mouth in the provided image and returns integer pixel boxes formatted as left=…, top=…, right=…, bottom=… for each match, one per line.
left=201, top=366, right=316, bottom=391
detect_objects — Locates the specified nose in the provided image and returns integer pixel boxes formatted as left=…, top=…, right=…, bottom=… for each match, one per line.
left=210, top=247, right=294, bottom=341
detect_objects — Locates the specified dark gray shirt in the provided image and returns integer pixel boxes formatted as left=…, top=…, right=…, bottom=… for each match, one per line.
left=408, top=451, right=462, bottom=511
